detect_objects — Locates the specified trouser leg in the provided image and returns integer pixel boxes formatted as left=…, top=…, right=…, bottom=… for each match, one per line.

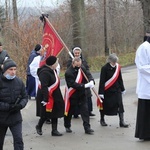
left=64, top=104, right=75, bottom=128
left=10, top=122, right=24, bottom=150
left=0, top=125, right=7, bottom=150
left=87, top=97, right=93, bottom=113
left=79, top=101, right=90, bottom=131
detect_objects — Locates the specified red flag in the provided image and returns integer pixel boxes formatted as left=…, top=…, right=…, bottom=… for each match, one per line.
left=40, top=17, right=64, bottom=66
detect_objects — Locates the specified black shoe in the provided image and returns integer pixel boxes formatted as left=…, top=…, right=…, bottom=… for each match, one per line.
left=100, top=120, right=107, bottom=126
left=120, top=122, right=129, bottom=128
left=143, top=138, right=150, bottom=141
left=89, top=112, right=96, bottom=116
left=85, top=128, right=94, bottom=135
left=66, top=127, right=72, bottom=133
left=45, top=119, right=51, bottom=124
left=51, top=130, right=63, bottom=136
left=35, top=125, right=42, bottom=135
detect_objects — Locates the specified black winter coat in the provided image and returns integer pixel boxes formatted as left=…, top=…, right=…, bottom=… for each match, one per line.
left=36, top=65, right=64, bottom=118
left=0, top=74, right=28, bottom=126
left=98, top=63, right=125, bottom=115
left=67, top=56, right=93, bottom=98
left=65, top=65, right=94, bottom=102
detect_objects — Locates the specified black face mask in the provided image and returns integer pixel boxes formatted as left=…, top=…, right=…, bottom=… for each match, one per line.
left=74, top=66, right=80, bottom=70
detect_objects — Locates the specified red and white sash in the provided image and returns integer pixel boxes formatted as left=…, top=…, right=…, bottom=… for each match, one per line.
left=64, top=69, right=83, bottom=116
left=39, top=70, right=60, bottom=112
left=104, top=63, right=121, bottom=90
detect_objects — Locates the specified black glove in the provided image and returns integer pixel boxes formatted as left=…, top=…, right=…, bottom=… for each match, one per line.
left=9, top=104, right=22, bottom=113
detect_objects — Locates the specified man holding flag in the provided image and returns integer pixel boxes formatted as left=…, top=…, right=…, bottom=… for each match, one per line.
left=64, top=57, right=95, bottom=135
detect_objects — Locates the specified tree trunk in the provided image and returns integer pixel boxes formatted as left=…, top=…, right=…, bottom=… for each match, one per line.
left=12, top=0, right=18, bottom=27
left=71, top=0, right=86, bottom=49
left=138, top=0, right=150, bottom=32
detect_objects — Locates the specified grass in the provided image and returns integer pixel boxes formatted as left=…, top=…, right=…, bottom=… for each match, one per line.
left=60, top=52, right=136, bottom=78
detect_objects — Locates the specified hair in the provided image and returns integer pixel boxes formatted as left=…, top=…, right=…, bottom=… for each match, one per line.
left=107, top=53, right=118, bottom=63
left=72, top=57, right=81, bottom=64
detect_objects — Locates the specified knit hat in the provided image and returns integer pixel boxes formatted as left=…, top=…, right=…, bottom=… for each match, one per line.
left=3, top=59, right=17, bottom=73
left=46, top=56, right=57, bottom=66
left=35, top=44, right=42, bottom=51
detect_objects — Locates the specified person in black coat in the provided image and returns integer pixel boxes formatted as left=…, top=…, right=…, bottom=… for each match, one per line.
left=0, top=42, right=10, bottom=73
left=64, top=57, right=94, bottom=134
left=67, top=47, right=95, bottom=117
left=98, top=53, right=128, bottom=128
left=0, top=59, right=28, bottom=150
left=35, top=56, right=64, bottom=136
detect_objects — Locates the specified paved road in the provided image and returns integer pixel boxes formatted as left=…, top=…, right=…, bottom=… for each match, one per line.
left=4, top=65, right=150, bottom=150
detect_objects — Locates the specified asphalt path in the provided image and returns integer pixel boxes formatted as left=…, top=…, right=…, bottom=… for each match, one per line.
left=4, top=65, right=150, bottom=150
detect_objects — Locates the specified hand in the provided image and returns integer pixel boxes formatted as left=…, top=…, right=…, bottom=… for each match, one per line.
left=99, top=94, right=104, bottom=99
left=89, top=80, right=94, bottom=88
left=121, top=90, right=126, bottom=95
left=9, top=104, right=22, bottom=113
left=41, top=101, right=47, bottom=106
left=84, top=82, right=91, bottom=88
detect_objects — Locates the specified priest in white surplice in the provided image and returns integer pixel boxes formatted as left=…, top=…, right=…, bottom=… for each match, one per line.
left=135, top=34, right=150, bottom=140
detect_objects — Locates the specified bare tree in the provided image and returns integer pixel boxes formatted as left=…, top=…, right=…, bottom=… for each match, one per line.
left=71, top=0, right=86, bottom=49
left=138, top=0, right=150, bottom=32
left=12, top=0, right=18, bottom=27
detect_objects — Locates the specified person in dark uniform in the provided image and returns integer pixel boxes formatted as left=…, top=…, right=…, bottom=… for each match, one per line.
left=26, top=44, right=42, bottom=99
left=98, top=53, right=128, bottom=128
left=35, top=56, right=64, bottom=136
left=67, top=47, right=95, bottom=117
left=0, top=42, right=10, bottom=73
left=0, top=59, right=28, bottom=150
left=64, top=57, right=94, bottom=134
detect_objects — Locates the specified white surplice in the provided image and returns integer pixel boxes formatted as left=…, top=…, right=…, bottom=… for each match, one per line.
left=135, top=41, right=150, bottom=99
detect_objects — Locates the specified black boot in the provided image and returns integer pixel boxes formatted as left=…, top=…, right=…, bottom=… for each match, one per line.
left=100, top=110, right=107, bottom=126
left=35, top=118, right=45, bottom=135
left=35, top=125, right=43, bottom=135
left=119, top=113, right=129, bottom=128
left=51, top=119, right=63, bottom=136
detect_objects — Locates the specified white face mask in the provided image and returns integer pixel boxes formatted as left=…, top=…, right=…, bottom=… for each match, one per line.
left=4, top=74, right=16, bottom=80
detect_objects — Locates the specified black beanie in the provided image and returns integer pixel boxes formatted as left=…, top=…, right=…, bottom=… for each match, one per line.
left=46, top=56, right=57, bottom=66
left=35, top=44, right=42, bottom=51
left=3, top=59, right=17, bottom=73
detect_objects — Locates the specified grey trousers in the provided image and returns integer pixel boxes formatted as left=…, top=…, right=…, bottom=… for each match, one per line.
left=0, top=122, right=23, bottom=150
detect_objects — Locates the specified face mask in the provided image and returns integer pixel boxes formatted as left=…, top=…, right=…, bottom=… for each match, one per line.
left=74, top=66, right=80, bottom=70
left=4, top=74, right=16, bottom=80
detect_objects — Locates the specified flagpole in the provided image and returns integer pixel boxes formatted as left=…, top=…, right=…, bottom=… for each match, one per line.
left=43, top=15, right=102, bottom=104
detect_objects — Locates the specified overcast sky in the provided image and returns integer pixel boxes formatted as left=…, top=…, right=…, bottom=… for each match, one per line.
left=1, top=0, right=65, bottom=8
